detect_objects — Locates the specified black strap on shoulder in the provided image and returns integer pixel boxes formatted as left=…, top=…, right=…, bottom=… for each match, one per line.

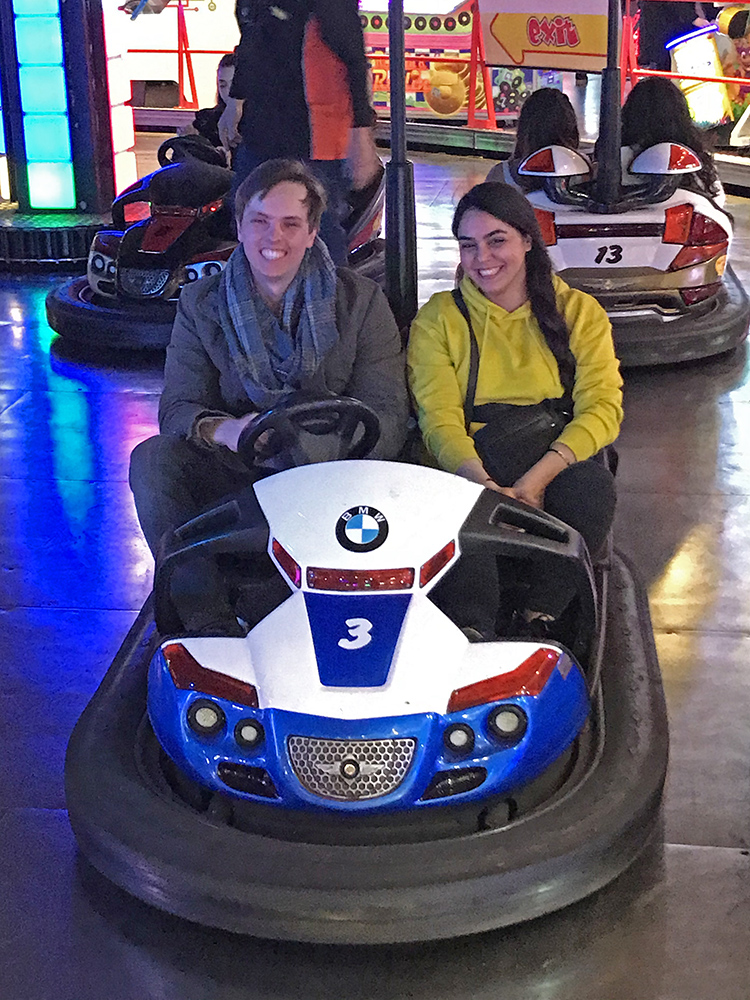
left=451, top=287, right=479, bottom=433
left=451, top=286, right=576, bottom=424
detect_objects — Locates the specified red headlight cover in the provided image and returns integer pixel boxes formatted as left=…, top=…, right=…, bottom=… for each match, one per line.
left=307, top=567, right=415, bottom=591
left=163, top=643, right=259, bottom=708
left=447, top=647, right=561, bottom=712
left=420, top=540, right=456, bottom=587
left=272, top=538, right=301, bottom=588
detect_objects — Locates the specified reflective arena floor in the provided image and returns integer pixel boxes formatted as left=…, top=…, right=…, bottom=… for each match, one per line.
left=1, top=148, right=750, bottom=999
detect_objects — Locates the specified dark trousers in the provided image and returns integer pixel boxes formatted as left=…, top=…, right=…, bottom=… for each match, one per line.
left=129, top=435, right=260, bottom=558
left=431, top=459, right=617, bottom=632
left=129, top=435, right=279, bottom=631
left=231, top=143, right=350, bottom=266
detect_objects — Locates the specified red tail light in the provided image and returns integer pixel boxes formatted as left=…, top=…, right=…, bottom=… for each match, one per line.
left=669, top=144, right=701, bottom=171
left=306, top=567, right=414, bottom=591
left=447, top=647, right=561, bottom=712
left=668, top=242, right=727, bottom=271
left=688, top=211, right=728, bottom=245
left=534, top=208, right=557, bottom=246
left=680, top=282, right=722, bottom=305
left=201, top=198, right=224, bottom=215
left=272, top=539, right=301, bottom=588
left=163, top=643, right=259, bottom=708
left=523, top=148, right=555, bottom=173
left=420, top=540, right=456, bottom=587
left=663, top=204, right=693, bottom=244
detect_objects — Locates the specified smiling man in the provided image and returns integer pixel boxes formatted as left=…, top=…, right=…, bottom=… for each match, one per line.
left=129, top=159, right=407, bottom=632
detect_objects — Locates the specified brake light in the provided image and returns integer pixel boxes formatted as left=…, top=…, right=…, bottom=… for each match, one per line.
left=447, top=647, right=561, bottom=712
left=669, top=144, right=701, bottom=171
left=688, top=211, right=728, bottom=245
left=522, top=148, right=554, bottom=172
left=201, top=198, right=223, bottom=216
left=306, top=567, right=414, bottom=591
left=680, top=282, right=722, bottom=305
left=271, top=539, right=302, bottom=587
left=163, top=643, right=259, bottom=708
left=668, top=242, right=727, bottom=271
left=419, top=540, right=456, bottom=587
left=663, top=204, right=693, bottom=244
left=534, top=208, right=557, bottom=246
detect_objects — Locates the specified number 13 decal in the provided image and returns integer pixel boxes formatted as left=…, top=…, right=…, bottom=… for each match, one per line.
left=338, top=618, right=373, bottom=650
left=595, top=244, right=623, bottom=264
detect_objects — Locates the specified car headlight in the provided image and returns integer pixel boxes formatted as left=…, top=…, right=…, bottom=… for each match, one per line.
left=443, top=722, right=475, bottom=755
left=235, top=718, right=264, bottom=750
left=487, top=705, right=527, bottom=743
left=187, top=698, right=226, bottom=737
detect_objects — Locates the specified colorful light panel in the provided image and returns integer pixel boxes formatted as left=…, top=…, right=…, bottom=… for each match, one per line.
left=12, top=0, right=75, bottom=208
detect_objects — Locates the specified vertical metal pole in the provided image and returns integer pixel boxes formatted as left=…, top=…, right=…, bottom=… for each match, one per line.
left=596, top=0, right=622, bottom=208
left=385, top=0, right=418, bottom=335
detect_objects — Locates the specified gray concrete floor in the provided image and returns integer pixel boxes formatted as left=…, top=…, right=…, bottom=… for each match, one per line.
left=1, top=149, right=750, bottom=999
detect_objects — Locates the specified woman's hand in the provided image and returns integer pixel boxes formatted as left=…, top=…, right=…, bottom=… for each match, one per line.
left=455, top=458, right=511, bottom=495
left=511, top=448, right=572, bottom=508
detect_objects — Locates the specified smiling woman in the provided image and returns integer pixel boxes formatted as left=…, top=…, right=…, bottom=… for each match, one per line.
left=407, top=181, right=623, bottom=640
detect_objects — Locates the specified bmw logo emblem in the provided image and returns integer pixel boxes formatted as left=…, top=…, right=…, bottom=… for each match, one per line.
left=335, top=505, right=389, bottom=552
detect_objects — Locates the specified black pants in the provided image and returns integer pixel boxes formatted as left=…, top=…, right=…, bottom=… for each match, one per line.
left=129, top=435, right=268, bottom=631
left=431, top=459, right=617, bottom=632
left=129, top=435, right=261, bottom=558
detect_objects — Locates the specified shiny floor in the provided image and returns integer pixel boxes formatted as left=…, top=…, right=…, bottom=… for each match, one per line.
left=2, top=148, right=750, bottom=1000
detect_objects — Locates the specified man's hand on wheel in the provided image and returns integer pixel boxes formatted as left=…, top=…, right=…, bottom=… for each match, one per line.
left=211, top=412, right=257, bottom=452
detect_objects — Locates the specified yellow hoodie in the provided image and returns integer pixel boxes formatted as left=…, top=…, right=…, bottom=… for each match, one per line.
left=407, top=275, right=623, bottom=474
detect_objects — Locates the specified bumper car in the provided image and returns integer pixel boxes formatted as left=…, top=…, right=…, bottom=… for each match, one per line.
left=519, top=143, right=750, bottom=367
left=45, top=138, right=386, bottom=351
left=65, top=398, right=668, bottom=944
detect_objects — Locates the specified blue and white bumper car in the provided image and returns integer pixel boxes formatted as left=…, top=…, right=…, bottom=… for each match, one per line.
left=65, top=399, right=668, bottom=944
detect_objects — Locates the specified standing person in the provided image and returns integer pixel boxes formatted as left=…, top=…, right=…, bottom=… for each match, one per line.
left=408, top=182, right=622, bottom=639
left=129, top=159, right=407, bottom=634
left=219, top=0, right=377, bottom=264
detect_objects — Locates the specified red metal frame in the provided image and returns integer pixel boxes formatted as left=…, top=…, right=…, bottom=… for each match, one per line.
left=467, top=0, right=497, bottom=129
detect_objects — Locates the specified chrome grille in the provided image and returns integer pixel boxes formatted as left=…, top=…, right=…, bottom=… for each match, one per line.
left=119, top=267, right=171, bottom=297
left=287, top=735, right=417, bottom=800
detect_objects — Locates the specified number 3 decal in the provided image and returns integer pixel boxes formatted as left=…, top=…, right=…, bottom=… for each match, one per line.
left=595, top=244, right=623, bottom=264
left=338, top=618, right=373, bottom=650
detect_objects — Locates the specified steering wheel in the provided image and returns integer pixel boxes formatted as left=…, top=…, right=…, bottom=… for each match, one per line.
left=237, top=396, right=381, bottom=471
left=157, top=135, right=228, bottom=169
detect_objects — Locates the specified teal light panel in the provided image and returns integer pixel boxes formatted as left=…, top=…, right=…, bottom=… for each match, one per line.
left=15, top=18, right=64, bottom=64
left=12, top=0, right=75, bottom=208
left=19, top=66, right=68, bottom=114
left=23, top=115, right=71, bottom=160
left=12, top=0, right=59, bottom=12
left=27, top=161, right=75, bottom=208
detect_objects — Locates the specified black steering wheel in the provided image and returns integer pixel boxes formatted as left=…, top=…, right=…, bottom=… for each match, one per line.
left=157, top=134, right=228, bottom=169
left=237, top=396, right=381, bottom=471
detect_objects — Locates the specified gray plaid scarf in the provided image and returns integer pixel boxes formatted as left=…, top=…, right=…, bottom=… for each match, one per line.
left=217, top=237, right=339, bottom=410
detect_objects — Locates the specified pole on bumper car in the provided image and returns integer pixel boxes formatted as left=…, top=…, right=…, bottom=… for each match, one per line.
left=596, top=0, right=622, bottom=209
left=385, top=0, right=418, bottom=335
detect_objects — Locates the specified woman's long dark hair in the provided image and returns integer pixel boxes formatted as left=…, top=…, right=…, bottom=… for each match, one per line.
left=621, top=78, right=720, bottom=198
left=514, top=87, right=580, bottom=161
left=452, top=182, right=574, bottom=385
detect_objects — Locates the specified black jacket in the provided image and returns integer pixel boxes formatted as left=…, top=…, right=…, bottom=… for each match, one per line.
left=231, top=0, right=374, bottom=160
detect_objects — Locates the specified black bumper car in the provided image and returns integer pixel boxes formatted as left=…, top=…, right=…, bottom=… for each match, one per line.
left=46, top=139, right=386, bottom=351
